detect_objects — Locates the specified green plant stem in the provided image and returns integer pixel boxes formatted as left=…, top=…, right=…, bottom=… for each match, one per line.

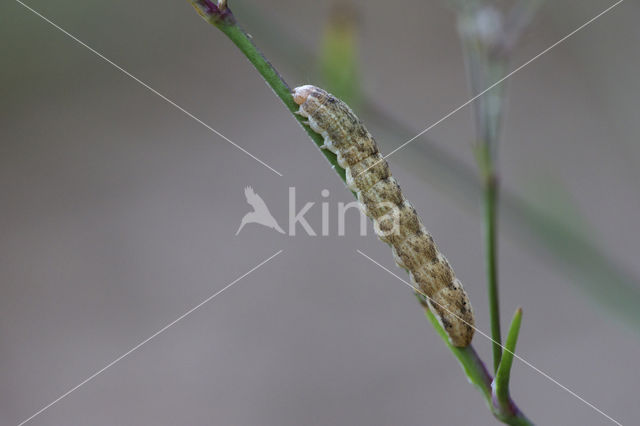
left=417, top=295, right=492, bottom=399
left=187, top=2, right=532, bottom=423
left=418, top=297, right=532, bottom=425
left=494, top=308, right=523, bottom=409
left=463, top=33, right=507, bottom=373
left=485, top=170, right=502, bottom=372
left=188, top=0, right=346, bottom=181
left=473, top=111, right=504, bottom=375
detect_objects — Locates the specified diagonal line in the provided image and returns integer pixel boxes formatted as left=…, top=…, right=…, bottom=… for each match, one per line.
left=357, top=0, right=624, bottom=177
left=17, top=249, right=283, bottom=426
left=14, top=0, right=283, bottom=177
left=356, top=249, right=622, bottom=426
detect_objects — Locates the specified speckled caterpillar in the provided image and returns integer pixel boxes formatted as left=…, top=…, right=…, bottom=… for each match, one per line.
left=293, top=85, right=474, bottom=347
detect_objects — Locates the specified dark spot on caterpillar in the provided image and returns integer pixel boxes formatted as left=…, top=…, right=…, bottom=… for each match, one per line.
left=442, top=317, right=452, bottom=329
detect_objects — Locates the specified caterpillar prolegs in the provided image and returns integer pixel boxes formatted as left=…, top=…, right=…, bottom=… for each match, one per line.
left=293, top=85, right=475, bottom=347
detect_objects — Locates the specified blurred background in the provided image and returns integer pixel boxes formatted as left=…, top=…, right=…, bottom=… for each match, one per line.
left=2, top=0, right=639, bottom=424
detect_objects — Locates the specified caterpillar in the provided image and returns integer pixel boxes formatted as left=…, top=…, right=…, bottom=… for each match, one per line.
left=293, top=85, right=474, bottom=347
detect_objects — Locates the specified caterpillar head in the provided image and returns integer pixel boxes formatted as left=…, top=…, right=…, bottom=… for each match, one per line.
left=292, top=85, right=336, bottom=116
left=292, top=85, right=317, bottom=105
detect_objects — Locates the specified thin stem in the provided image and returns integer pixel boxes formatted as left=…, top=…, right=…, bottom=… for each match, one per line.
left=418, top=297, right=532, bottom=425
left=485, top=169, right=502, bottom=372
left=416, top=294, right=493, bottom=400
left=459, top=7, right=510, bottom=372
left=494, top=308, right=523, bottom=407
left=188, top=0, right=346, bottom=181
left=465, top=42, right=505, bottom=373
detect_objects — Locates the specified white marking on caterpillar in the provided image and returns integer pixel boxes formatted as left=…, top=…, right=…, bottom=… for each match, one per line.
left=293, top=85, right=475, bottom=347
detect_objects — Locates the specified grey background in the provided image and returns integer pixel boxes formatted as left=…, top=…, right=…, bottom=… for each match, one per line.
left=2, top=0, right=639, bottom=425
